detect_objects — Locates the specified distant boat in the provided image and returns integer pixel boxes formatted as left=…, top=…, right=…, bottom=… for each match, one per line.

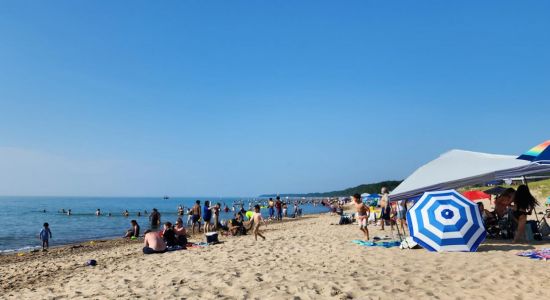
left=163, top=196, right=170, bottom=200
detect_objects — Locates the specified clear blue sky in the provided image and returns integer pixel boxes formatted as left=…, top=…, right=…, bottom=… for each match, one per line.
left=0, top=1, right=549, bottom=197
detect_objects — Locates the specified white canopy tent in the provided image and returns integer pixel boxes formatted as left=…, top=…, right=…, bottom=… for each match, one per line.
left=389, top=149, right=550, bottom=202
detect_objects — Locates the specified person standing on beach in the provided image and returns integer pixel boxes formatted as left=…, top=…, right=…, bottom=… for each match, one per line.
left=149, top=208, right=161, bottom=227
left=203, top=200, right=213, bottom=233
left=191, top=200, right=202, bottom=234
left=39, top=222, right=52, bottom=251
left=213, top=203, right=221, bottom=230
left=353, top=194, right=370, bottom=241
left=268, top=198, right=275, bottom=220
left=379, top=187, right=392, bottom=231
left=275, top=197, right=283, bottom=221
left=251, top=205, right=266, bottom=241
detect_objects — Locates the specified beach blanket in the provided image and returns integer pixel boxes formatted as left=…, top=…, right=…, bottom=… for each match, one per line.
left=352, top=240, right=401, bottom=248
left=186, top=242, right=209, bottom=249
left=516, top=248, right=550, bottom=261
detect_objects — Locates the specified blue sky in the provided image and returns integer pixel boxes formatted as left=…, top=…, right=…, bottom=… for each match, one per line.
left=0, top=1, right=549, bottom=196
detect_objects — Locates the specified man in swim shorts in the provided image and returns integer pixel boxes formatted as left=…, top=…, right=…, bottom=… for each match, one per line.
left=142, top=230, right=167, bottom=254
left=353, top=193, right=370, bottom=240
left=191, top=200, right=202, bottom=234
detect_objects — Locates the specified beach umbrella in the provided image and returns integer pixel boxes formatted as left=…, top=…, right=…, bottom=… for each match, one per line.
left=461, top=190, right=490, bottom=201
left=518, top=140, right=550, bottom=162
left=483, top=186, right=507, bottom=196
left=407, top=189, right=486, bottom=252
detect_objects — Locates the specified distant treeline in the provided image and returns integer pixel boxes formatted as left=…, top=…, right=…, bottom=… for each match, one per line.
left=260, top=180, right=403, bottom=198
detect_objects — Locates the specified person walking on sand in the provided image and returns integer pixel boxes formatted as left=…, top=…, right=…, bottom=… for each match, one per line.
left=352, top=194, right=370, bottom=240
left=39, top=222, right=52, bottom=251
left=250, top=205, right=266, bottom=241
left=191, top=200, right=202, bottom=234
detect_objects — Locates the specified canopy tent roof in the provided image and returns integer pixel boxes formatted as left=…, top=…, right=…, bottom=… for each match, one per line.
left=390, top=149, right=550, bottom=202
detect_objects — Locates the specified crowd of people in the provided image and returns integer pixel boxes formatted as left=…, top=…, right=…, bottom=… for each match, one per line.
left=478, top=184, right=539, bottom=243
left=140, top=204, right=268, bottom=254
left=117, top=196, right=316, bottom=255
left=343, top=185, right=542, bottom=244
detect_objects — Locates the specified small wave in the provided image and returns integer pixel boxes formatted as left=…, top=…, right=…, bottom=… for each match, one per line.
left=0, top=245, right=41, bottom=254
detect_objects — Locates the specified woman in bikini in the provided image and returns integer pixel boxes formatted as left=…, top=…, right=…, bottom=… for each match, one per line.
left=512, top=185, right=538, bottom=243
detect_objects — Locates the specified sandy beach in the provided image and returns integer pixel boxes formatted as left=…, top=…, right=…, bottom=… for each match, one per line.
left=2, top=211, right=550, bottom=300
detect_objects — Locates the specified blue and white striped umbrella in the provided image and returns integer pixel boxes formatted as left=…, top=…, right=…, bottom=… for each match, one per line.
left=407, top=189, right=486, bottom=252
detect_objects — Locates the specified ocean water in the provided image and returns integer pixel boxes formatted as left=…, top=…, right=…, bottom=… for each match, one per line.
left=0, top=196, right=329, bottom=252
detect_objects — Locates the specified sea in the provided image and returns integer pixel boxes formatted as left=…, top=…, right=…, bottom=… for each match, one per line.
left=0, top=196, right=330, bottom=253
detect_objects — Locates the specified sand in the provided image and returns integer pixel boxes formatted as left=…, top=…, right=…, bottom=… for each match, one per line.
left=2, top=213, right=550, bottom=300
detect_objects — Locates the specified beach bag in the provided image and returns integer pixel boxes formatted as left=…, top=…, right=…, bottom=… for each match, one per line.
left=400, top=237, right=421, bottom=250
left=339, top=215, right=351, bottom=225
left=205, top=232, right=219, bottom=244
left=538, top=218, right=550, bottom=237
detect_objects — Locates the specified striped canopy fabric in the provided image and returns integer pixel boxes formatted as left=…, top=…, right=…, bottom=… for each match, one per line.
left=407, top=190, right=486, bottom=252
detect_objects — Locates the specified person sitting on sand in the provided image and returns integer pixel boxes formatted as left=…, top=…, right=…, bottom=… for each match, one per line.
left=162, top=222, right=178, bottom=247
left=191, top=200, right=202, bottom=234
left=143, top=230, right=167, bottom=254
left=512, top=185, right=538, bottom=243
left=250, top=205, right=266, bottom=241
left=477, top=202, right=492, bottom=225
left=228, top=213, right=246, bottom=236
left=484, top=188, right=514, bottom=238
left=353, top=193, right=370, bottom=241
left=125, top=220, right=140, bottom=238
left=174, top=218, right=188, bottom=247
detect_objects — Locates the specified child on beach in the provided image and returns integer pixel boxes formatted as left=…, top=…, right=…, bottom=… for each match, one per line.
left=39, top=223, right=52, bottom=251
left=251, top=205, right=266, bottom=241
left=353, top=194, right=370, bottom=241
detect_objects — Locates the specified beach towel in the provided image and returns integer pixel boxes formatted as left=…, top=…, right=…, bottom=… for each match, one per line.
left=186, top=242, right=209, bottom=249
left=516, top=248, right=550, bottom=261
left=352, top=240, right=401, bottom=248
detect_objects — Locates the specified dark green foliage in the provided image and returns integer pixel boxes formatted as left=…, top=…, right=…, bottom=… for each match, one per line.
left=259, top=180, right=403, bottom=198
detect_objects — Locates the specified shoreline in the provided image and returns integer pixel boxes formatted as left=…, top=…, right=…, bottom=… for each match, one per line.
left=0, top=207, right=330, bottom=255
left=0, top=212, right=326, bottom=263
